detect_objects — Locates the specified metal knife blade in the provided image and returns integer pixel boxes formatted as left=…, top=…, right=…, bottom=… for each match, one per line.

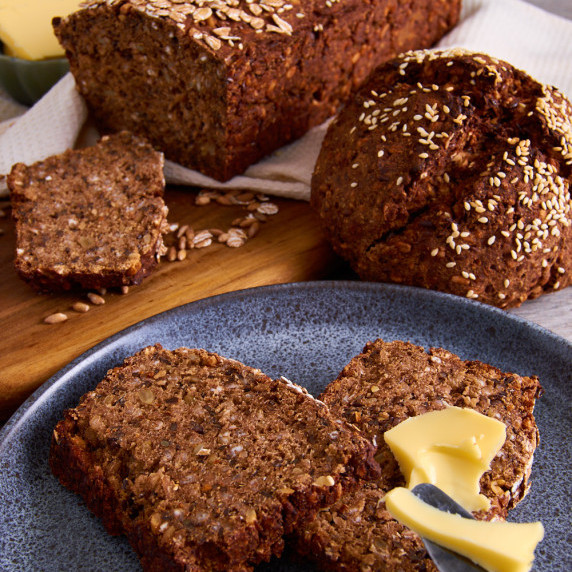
left=411, top=484, right=486, bottom=572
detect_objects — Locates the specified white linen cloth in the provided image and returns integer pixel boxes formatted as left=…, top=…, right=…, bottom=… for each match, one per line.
left=0, top=0, right=571, bottom=199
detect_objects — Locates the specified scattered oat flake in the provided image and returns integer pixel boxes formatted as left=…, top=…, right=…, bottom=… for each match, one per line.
left=257, top=202, right=279, bottom=215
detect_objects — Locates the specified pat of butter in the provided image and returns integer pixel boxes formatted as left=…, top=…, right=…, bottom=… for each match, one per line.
left=385, top=487, right=544, bottom=572
left=384, top=406, right=506, bottom=512
left=0, top=0, right=82, bottom=60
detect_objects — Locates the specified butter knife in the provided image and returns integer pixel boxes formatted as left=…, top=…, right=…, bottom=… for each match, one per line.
left=412, top=484, right=486, bottom=572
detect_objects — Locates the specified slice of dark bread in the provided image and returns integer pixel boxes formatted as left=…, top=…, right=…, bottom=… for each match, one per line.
left=9, top=131, right=168, bottom=292
left=49, top=345, right=380, bottom=572
left=294, top=339, right=542, bottom=571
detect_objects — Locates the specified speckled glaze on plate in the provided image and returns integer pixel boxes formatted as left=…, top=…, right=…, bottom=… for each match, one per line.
left=0, top=282, right=570, bottom=571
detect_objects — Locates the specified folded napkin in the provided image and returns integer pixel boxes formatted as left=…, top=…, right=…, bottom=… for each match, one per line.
left=1, top=0, right=571, bottom=199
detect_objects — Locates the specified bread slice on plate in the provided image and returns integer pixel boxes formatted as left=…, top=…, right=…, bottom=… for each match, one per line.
left=49, top=345, right=380, bottom=572
left=294, top=339, right=543, bottom=571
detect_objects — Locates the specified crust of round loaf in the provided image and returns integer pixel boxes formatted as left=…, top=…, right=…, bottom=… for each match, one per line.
left=311, top=49, right=572, bottom=308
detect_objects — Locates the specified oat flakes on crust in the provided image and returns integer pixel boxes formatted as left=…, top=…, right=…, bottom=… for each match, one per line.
left=55, top=1, right=460, bottom=180
left=311, top=48, right=572, bottom=308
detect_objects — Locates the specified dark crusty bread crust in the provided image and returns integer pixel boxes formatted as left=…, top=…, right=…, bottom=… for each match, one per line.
left=311, top=48, right=572, bottom=308
left=9, top=131, right=168, bottom=292
left=53, top=0, right=460, bottom=181
left=294, top=339, right=542, bottom=571
left=49, top=345, right=380, bottom=571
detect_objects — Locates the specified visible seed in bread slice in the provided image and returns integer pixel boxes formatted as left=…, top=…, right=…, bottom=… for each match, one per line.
left=9, top=131, right=168, bottom=292
left=49, top=345, right=380, bottom=571
left=294, top=339, right=542, bottom=571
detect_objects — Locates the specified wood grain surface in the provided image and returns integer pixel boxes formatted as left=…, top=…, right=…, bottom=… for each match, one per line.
left=1, top=185, right=570, bottom=421
left=0, top=189, right=343, bottom=419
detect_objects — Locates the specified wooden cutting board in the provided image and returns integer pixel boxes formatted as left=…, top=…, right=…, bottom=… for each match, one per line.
left=2, top=185, right=570, bottom=421
left=0, top=187, right=342, bottom=419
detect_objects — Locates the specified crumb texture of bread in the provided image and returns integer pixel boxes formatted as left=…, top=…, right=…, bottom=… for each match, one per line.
left=53, top=0, right=461, bottom=181
left=49, top=345, right=380, bottom=572
left=8, top=131, right=168, bottom=292
left=294, top=339, right=542, bottom=571
left=311, top=48, right=572, bottom=308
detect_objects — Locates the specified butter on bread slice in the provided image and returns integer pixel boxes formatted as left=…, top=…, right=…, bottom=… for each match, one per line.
left=294, top=339, right=542, bottom=571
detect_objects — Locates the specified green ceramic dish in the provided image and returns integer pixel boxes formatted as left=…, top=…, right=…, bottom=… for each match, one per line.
left=0, top=50, right=69, bottom=106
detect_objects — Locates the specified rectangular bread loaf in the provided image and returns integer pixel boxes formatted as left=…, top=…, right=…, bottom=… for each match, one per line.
left=53, top=0, right=461, bottom=181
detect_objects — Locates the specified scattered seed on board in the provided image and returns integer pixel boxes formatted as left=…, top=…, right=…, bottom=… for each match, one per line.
left=72, top=302, right=90, bottom=313
left=44, top=312, right=68, bottom=324
left=247, top=221, right=260, bottom=238
left=87, top=292, right=105, bottom=305
left=257, top=202, right=279, bottom=215
left=226, top=235, right=246, bottom=247
left=193, top=230, right=213, bottom=245
left=239, top=217, right=257, bottom=228
left=195, top=195, right=211, bottom=206
left=194, top=237, right=212, bottom=249
left=162, top=189, right=280, bottom=262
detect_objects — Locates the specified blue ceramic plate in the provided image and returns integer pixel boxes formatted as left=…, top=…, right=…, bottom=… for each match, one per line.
left=0, top=282, right=570, bottom=571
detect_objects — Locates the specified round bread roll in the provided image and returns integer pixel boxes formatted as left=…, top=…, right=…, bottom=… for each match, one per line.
left=311, top=48, right=572, bottom=308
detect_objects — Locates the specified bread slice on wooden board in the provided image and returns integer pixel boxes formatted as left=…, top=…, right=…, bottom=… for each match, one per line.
left=294, top=338, right=542, bottom=571
left=311, top=48, right=572, bottom=308
left=49, top=345, right=380, bottom=572
left=9, top=131, right=168, bottom=292
left=53, top=0, right=461, bottom=181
